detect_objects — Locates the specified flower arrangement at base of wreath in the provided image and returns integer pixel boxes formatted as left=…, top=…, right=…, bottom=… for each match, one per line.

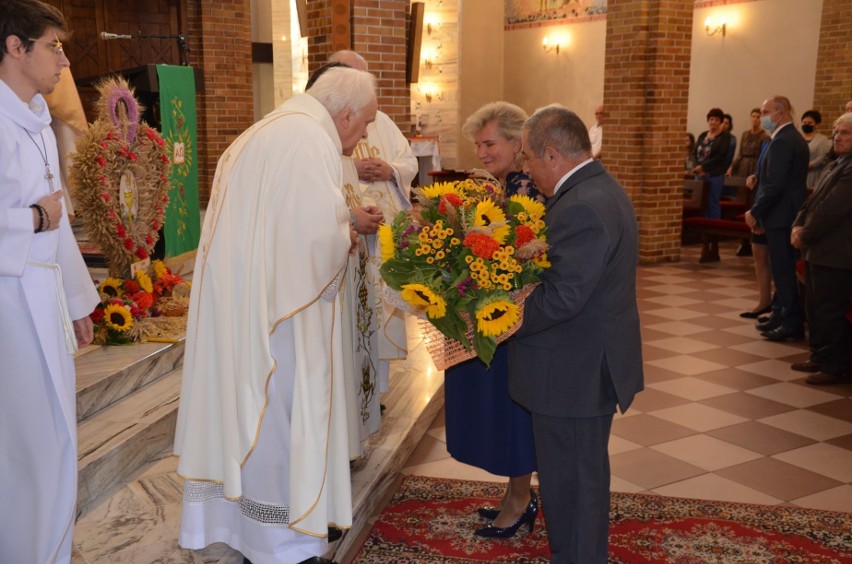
left=90, top=260, right=191, bottom=345
left=379, top=172, right=550, bottom=367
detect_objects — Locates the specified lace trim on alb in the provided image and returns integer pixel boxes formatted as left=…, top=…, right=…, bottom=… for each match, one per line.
left=183, top=480, right=290, bottom=526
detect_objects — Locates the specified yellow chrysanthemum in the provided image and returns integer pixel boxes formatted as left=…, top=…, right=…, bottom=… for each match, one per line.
left=400, top=283, right=447, bottom=319
left=475, top=299, right=520, bottom=337
left=378, top=223, right=396, bottom=263
left=98, top=277, right=124, bottom=298
left=136, top=271, right=154, bottom=294
left=422, top=182, right=461, bottom=200
left=533, top=253, right=552, bottom=268
left=152, top=260, right=168, bottom=281
left=103, top=303, right=134, bottom=332
left=510, top=194, right=546, bottom=220
left=473, top=199, right=510, bottom=243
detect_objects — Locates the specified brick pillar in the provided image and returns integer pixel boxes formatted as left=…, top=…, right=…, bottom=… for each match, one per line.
left=308, top=1, right=413, bottom=130
left=351, top=0, right=411, bottom=128
left=603, top=0, right=693, bottom=263
left=812, top=0, right=852, bottom=119
left=186, top=0, right=254, bottom=204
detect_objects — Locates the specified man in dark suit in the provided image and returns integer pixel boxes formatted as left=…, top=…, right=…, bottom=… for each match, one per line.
left=791, top=112, right=852, bottom=385
left=509, top=105, right=644, bottom=563
left=746, top=95, right=810, bottom=341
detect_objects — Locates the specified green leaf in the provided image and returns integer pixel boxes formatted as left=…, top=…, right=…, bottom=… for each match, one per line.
left=472, top=330, right=497, bottom=367
left=429, top=308, right=471, bottom=351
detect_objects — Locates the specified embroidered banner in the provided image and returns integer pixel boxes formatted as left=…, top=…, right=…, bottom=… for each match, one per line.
left=156, top=64, right=201, bottom=262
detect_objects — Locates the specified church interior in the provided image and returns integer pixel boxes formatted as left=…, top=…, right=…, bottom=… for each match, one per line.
left=25, top=0, right=852, bottom=561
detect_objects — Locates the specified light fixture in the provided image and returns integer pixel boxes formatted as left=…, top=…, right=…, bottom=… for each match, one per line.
left=422, top=84, right=441, bottom=103
left=704, top=16, right=727, bottom=37
left=424, top=14, right=439, bottom=35
left=542, top=35, right=566, bottom=55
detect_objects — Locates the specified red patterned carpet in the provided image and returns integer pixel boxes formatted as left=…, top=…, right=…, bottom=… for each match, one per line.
left=353, top=476, right=852, bottom=563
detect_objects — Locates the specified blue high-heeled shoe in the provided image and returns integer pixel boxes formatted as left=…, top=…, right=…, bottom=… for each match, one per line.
left=477, top=505, right=500, bottom=520
left=474, top=490, right=539, bottom=538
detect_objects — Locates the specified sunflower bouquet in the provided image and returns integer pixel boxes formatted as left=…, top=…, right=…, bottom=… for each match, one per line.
left=379, top=176, right=550, bottom=366
left=90, top=260, right=190, bottom=345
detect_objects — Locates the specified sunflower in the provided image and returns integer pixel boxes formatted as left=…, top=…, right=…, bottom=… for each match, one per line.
left=475, top=296, right=520, bottom=337
left=152, top=259, right=168, bottom=281
left=473, top=199, right=510, bottom=243
left=136, top=271, right=154, bottom=293
left=422, top=182, right=461, bottom=200
left=400, top=283, right=447, bottom=319
left=378, top=223, right=396, bottom=263
left=103, top=303, right=134, bottom=332
left=509, top=194, right=546, bottom=220
left=98, top=277, right=124, bottom=298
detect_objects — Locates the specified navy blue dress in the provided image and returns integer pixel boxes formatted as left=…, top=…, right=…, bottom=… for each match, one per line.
left=443, top=172, right=542, bottom=477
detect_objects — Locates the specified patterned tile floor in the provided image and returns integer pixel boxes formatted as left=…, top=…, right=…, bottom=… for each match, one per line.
left=73, top=241, right=852, bottom=562
left=397, top=241, right=852, bottom=517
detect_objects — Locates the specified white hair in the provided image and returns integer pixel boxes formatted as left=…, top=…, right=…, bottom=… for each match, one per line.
left=307, top=66, right=376, bottom=117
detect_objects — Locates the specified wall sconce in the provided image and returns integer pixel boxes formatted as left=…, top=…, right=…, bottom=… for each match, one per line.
left=542, top=35, right=566, bottom=55
left=422, top=84, right=442, bottom=103
left=704, top=16, right=727, bottom=37
left=424, top=14, right=439, bottom=35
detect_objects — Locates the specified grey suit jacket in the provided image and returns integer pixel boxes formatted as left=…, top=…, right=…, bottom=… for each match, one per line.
left=793, top=155, right=852, bottom=269
left=508, top=160, right=644, bottom=418
left=750, top=123, right=809, bottom=230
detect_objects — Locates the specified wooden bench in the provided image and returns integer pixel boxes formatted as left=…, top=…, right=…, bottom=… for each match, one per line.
left=682, top=177, right=754, bottom=262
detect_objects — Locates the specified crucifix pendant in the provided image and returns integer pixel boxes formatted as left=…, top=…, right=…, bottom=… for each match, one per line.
left=45, top=165, right=55, bottom=192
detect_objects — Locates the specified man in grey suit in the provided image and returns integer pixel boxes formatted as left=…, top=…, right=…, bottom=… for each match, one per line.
left=745, top=95, right=809, bottom=341
left=509, top=105, right=644, bottom=563
left=791, top=112, right=852, bottom=385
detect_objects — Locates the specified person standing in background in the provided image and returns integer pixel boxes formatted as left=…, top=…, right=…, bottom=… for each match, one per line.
left=746, top=95, right=810, bottom=342
left=692, top=107, right=731, bottom=218
left=0, top=1, right=99, bottom=562
left=800, top=110, right=832, bottom=190
left=589, top=104, right=604, bottom=159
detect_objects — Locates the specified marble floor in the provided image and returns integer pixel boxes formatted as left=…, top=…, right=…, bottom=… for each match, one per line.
left=71, top=241, right=852, bottom=562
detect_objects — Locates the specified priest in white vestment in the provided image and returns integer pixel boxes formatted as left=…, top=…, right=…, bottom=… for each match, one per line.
left=0, top=3, right=99, bottom=563
left=328, top=52, right=417, bottom=454
left=174, top=67, right=377, bottom=564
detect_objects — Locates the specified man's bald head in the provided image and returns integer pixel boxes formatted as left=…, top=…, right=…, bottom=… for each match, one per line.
left=329, top=50, right=367, bottom=72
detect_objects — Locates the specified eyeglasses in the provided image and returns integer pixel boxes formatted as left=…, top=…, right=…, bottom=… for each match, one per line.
left=26, top=33, right=64, bottom=56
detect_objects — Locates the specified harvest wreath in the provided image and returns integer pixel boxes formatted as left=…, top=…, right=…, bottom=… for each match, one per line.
left=70, top=77, right=171, bottom=277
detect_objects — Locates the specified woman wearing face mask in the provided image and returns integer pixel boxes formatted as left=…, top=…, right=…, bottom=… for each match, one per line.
left=691, top=107, right=731, bottom=218
left=801, top=110, right=831, bottom=190
left=443, top=102, right=544, bottom=540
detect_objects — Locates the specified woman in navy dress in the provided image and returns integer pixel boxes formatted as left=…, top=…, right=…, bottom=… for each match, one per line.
left=445, top=102, right=545, bottom=538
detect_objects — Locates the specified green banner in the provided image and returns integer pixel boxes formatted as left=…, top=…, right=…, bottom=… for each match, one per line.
left=157, top=64, right=201, bottom=260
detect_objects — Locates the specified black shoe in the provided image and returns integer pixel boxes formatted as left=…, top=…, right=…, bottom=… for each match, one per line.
left=756, top=318, right=780, bottom=332
left=477, top=505, right=500, bottom=520
left=475, top=490, right=539, bottom=538
left=327, top=526, right=343, bottom=542
left=298, top=558, right=337, bottom=564
left=761, top=325, right=804, bottom=341
left=740, top=305, right=772, bottom=319
left=757, top=315, right=771, bottom=323
left=791, top=360, right=820, bottom=373
left=806, top=371, right=850, bottom=385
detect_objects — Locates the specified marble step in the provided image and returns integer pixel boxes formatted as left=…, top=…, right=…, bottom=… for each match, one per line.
left=75, top=340, right=185, bottom=422
left=77, top=367, right=182, bottom=517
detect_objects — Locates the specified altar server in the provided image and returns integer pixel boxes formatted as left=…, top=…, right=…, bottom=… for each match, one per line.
left=0, top=2, right=99, bottom=563
left=175, top=67, right=377, bottom=564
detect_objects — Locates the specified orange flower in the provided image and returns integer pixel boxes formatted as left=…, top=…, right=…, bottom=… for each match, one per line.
left=438, top=193, right=463, bottom=215
left=515, top=224, right=535, bottom=247
left=464, top=232, right=500, bottom=259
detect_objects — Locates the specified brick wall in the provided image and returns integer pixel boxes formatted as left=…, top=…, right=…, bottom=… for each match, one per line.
left=812, top=0, right=852, bottom=120
left=186, top=0, right=254, bottom=204
left=308, top=0, right=412, bottom=129
left=603, top=0, right=693, bottom=264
